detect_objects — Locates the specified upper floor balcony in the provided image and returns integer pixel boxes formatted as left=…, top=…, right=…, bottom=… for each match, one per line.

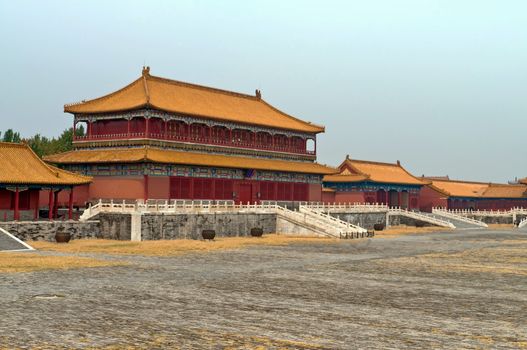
left=73, top=117, right=317, bottom=156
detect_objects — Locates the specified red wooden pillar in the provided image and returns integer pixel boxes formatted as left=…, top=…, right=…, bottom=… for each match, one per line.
left=88, top=121, right=93, bottom=139
left=398, top=191, right=402, bottom=208
left=53, top=191, right=59, bottom=219
left=48, top=189, right=54, bottom=221
left=34, top=190, right=39, bottom=220
left=127, top=118, right=131, bottom=138
left=13, top=187, right=20, bottom=221
left=164, top=119, right=168, bottom=139
left=68, top=187, right=74, bottom=220
left=229, top=129, right=233, bottom=145
left=145, top=117, right=150, bottom=138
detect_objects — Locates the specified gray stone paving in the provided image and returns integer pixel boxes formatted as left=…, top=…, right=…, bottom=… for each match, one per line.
left=1, top=229, right=527, bottom=349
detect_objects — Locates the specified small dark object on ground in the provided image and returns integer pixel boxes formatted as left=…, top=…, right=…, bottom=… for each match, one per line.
left=373, top=223, right=384, bottom=231
left=367, top=230, right=375, bottom=237
left=201, top=230, right=216, bottom=240
left=250, top=228, right=264, bottom=237
left=55, top=231, right=71, bottom=243
left=415, top=221, right=425, bottom=228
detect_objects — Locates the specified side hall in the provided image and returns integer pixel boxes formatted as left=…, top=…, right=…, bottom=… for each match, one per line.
left=0, top=142, right=91, bottom=221
left=322, top=156, right=425, bottom=210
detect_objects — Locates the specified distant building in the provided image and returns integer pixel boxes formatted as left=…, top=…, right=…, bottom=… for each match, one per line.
left=45, top=67, right=335, bottom=204
left=0, top=142, right=91, bottom=221
left=322, top=156, right=425, bottom=209
left=420, top=178, right=527, bottom=211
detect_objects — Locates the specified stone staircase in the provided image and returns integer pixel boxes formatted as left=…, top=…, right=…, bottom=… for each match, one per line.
left=297, top=205, right=369, bottom=238
left=431, top=208, right=488, bottom=229
left=388, top=208, right=455, bottom=229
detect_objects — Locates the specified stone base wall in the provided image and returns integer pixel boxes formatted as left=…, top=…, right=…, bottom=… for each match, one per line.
left=141, top=213, right=276, bottom=240
left=328, top=212, right=388, bottom=230
left=466, top=214, right=527, bottom=225
left=0, top=221, right=100, bottom=242
left=96, top=213, right=132, bottom=240
left=388, top=215, right=435, bottom=227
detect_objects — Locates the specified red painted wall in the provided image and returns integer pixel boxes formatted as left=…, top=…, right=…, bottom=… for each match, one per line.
left=89, top=176, right=145, bottom=200
left=308, top=184, right=322, bottom=202
left=333, top=191, right=365, bottom=204
left=57, top=176, right=319, bottom=203
left=147, top=176, right=170, bottom=199
left=419, top=185, right=447, bottom=212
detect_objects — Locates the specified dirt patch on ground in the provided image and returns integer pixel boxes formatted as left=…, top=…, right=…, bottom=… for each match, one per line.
left=487, top=223, right=515, bottom=230
left=31, top=234, right=337, bottom=256
left=376, top=225, right=452, bottom=237
left=0, top=252, right=126, bottom=273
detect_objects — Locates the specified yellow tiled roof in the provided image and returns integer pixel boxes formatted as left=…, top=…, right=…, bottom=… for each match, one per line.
left=427, top=179, right=488, bottom=198
left=64, top=67, right=324, bottom=134
left=44, top=147, right=337, bottom=175
left=323, top=174, right=369, bottom=183
left=481, top=184, right=527, bottom=198
left=427, top=179, right=527, bottom=198
left=327, top=158, right=425, bottom=185
left=0, top=142, right=92, bottom=186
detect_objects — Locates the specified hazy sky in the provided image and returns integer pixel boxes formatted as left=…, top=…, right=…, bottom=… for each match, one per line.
left=1, top=0, right=525, bottom=182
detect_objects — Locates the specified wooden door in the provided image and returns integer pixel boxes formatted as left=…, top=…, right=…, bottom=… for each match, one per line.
left=238, top=184, right=252, bottom=204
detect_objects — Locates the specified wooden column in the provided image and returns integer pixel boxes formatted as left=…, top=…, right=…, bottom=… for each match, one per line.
left=34, top=190, right=39, bottom=220
left=127, top=118, right=131, bottom=138
left=164, top=119, right=168, bottom=139
left=68, top=188, right=74, bottom=220
left=145, top=117, right=150, bottom=138
left=53, top=190, right=59, bottom=219
left=88, top=121, right=93, bottom=139
left=48, top=189, right=54, bottom=221
left=398, top=191, right=402, bottom=208
left=13, top=187, right=20, bottom=221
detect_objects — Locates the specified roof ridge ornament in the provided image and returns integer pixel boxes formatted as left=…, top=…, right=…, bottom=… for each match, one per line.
left=142, top=66, right=150, bottom=76
left=255, top=89, right=261, bottom=99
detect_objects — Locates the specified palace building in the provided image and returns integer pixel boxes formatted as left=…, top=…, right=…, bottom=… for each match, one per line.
left=419, top=177, right=527, bottom=211
left=322, top=156, right=426, bottom=209
left=0, top=142, right=91, bottom=221
left=45, top=67, right=335, bottom=204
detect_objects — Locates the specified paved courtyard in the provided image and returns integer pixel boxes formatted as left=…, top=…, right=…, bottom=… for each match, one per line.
left=1, top=229, right=527, bottom=349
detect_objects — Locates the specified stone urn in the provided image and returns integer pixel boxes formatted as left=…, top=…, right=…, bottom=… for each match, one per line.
left=201, top=229, right=216, bottom=241
left=373, top=223, right=385, bottom=231
left=55, top=231, right=71, bottom=243
left=250, top=227, right=264, bottom=237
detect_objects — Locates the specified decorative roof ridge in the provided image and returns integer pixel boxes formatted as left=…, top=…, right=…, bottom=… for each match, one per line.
left=347, top=158, right=403, bottom=167
left=146, top=74, right=261, bottom=100
left=142, top=67, right=151, bottom=104
left=64, top=77, right=146, bottom=111
left=0, top=142, right=27, bottom=148
left=486, top=182, right=527, bottom=188
left=427, top=178, right=499, bottom=185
